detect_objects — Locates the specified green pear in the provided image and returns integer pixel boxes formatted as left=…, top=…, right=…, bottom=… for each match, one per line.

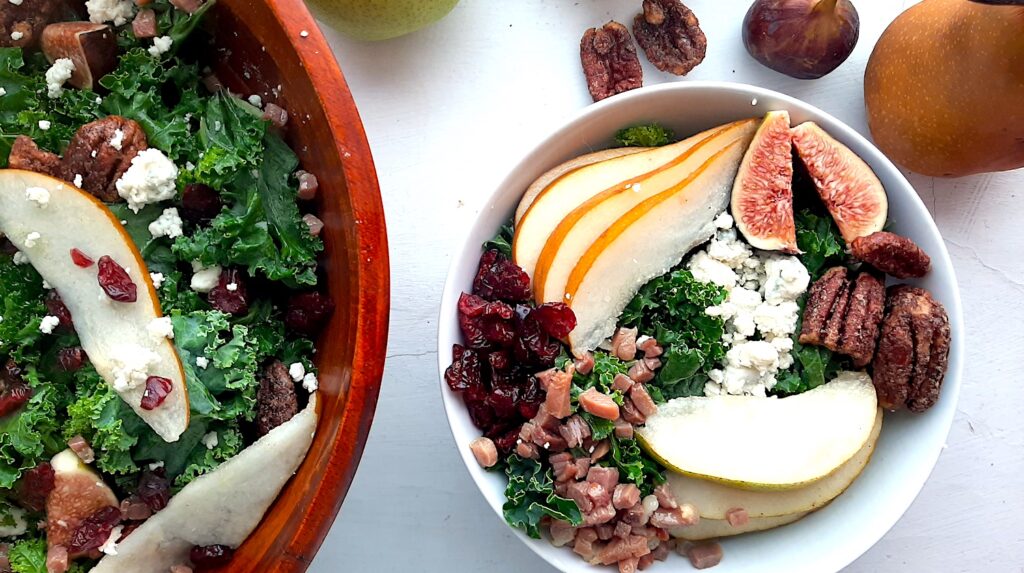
left=309, top=0, right=460, bottom=41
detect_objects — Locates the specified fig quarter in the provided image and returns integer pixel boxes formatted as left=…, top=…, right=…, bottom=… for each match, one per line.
left=41, top=22, right=118, bottom=91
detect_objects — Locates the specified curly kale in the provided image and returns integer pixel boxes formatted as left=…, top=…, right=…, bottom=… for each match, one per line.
left=614, top=123, right=675, bottom=148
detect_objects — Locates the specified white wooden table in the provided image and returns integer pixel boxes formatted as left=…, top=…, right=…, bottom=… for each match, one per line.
left=307, top=1, right=1024, bottom=571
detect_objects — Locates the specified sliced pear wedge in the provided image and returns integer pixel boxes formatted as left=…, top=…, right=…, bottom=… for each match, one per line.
left=637, top=372, right=878, bottom=491
left=0, top=170, right=188, bottom=442
left=514, top=147, right=648, bottom=225
left=668, top=511, right=810, bottom=541
left=513, top=121, right=754, bottom=280
left=534, top=120, right=757, bottom=305
left=92, top=397, right=318, bottom=573
left=667, top=408, right=882, bottom=519
left=564, top=135, right=752, bottom=355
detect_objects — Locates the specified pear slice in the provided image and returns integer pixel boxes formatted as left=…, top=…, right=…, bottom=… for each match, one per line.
left=47, top=449, right=119, bottom=553
left=512, top=121, right=755, bottom=280
left=0, top=170, right=188, bottom=442
left=514, top=147, right=648, bottom=225
left=668, top=511, right=809, bottom=541
left=637, top=372, right=878, bottom=491
left=534, top=120, right=757, bottom=305
left=667, top=408, right=882, bottom=519
left=91, top=397, right=318, bottom=573
left=563, top=137, right=750, bottom=355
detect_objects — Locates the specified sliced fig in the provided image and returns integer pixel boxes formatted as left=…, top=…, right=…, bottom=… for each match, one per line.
left=731, top=110, right=798, bottom=253
left=791, top=121, right=888, bottom=243
left=46, top=449, right=119, bottom=558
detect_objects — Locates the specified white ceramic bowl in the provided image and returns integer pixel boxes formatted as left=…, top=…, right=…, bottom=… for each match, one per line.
left=437, top=82, right=963, bottom=573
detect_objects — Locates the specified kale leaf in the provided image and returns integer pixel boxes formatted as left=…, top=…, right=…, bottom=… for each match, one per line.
left=503, top=454, right=582, bottom=538
left=795, top=208, right=846, bottom=279
left=483, top=223, right=514, bottom=259
left=615, top=123, right=674, bottom=147
left=603, top=436, right=665, bottom=497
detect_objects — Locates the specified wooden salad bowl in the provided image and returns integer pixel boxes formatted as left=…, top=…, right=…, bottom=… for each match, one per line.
left=202, top=0, right=390, bottom=570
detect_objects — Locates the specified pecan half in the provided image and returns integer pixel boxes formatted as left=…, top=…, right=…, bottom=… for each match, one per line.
left=800, top=267, right=885, bottom=367
left=851, top=231, right=931, bottom=279
left=633, top=0, right=707, bottom=76
left=798, top=266, right=848, bottom=347
left=837, top=272, right=886, bottom=367
left=61, top=116, right=149, bottom=202
left=580, top=21, right=643, bottom=102
left=872, top=286, right=950, bottom=412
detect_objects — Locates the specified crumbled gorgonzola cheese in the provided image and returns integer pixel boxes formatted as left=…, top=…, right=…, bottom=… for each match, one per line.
left=190, top=262, right=222, bottom=293
left=39, top=316, right=60, bottom=334
left=110, top=345, right=161, bottom=392
left=86, top=0, right=135, bottom=26
left=45, top=58, right=75, bottom=99
left=147, top=317, right=175, bottom=340
left=148, top=207, right=184, bottom=239
left=288, top=362, right=305, bottom=382
left=201, top=431, right=219, bottom=450
left=116, top=149, right=179, bottom=213
left=148, top=36, right=173, bottom=57
left=25, top=186, right=50, bottom=208
left=23, top=232, right=40, bottom=248
left=302, top=372, right=318, bottom=393
left=150, top=272, right=165, bottom=289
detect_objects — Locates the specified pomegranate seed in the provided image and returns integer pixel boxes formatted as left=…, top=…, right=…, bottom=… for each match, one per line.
left=136, top=470, right=170, bottom=513
left=207, top=269, right=249, bottom=315
left=180, top=184, right=222, bottom=222
left=67, top=506, right=122, bottom=554
left=15, top=462, right=54, bottom=512
left=190, top=545, right=234, bottom=569
left=70, top=248, right=94, bottom=268
left=97, top=256, right=137, bottom=303
left=140, top=376, right=172, bottom=410
left=58, top=347, right=87, bottom=372
left=283, top=291, right=334, bottom=335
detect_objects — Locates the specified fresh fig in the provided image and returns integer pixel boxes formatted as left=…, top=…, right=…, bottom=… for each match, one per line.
left=742, top=0, right=859, bottom=80
left=40, top=23, right=117, bottom=91
left=791, top=122, right=887, bottom=244
left=732, top=110, right=798, bottom=253
left=45, top=449, right=119, bottom=557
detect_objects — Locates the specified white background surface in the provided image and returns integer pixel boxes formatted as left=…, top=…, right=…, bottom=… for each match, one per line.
left=307, top=1, right=1024, bottom=571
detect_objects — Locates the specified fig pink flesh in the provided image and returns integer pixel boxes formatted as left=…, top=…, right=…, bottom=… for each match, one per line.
left=732, top=111, right=798, bottom=253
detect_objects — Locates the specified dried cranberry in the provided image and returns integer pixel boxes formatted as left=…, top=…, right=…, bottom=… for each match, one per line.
left=136, top=470, right=170, bottom=513
left=180, top=183, right=222, bottom=222
left=96, top=256, right=137, bottom=303
left=44, top=291, right=73, bottom=330
left=488, top=385, right=523, bottom=421
left=67, top=506, right=122, bottom=554
left=190, top=544, right=234, bottom=569
left=466, top=400, right=496, bottom=431
left=58, top=347, right=87, bottom=372
left=70, top=248, right=94, bottom=268
left=207, top=269, right=249, bottom=315
left=15, top=462, right=54, bottom=512
left=513, top=312, right=561, bottom=368
left=0, top=361, right=32, bottom=418
left=487, top=350, right=511, bottom=372
left=140, top=376, right=172, bottom=410
left=530, top=303, right=577, bottom=338
left=444, top=345, right=482, bottom=393
left=517, top=377, right=544, bottom=420
left=457, top=293, right=515, bottom=349
left=284, top=291, right=335, bottom=336
left=472, top=249, right=531, bottom=303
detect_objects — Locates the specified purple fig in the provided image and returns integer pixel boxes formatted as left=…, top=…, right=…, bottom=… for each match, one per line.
left=742, top=0, right=859, bottom=80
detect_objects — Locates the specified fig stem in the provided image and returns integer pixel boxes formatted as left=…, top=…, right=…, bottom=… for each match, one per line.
left=812, top=0, right=840, bottom=13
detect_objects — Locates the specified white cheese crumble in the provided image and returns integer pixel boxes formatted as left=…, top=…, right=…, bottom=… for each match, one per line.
left=38, top=120, right=51, bottom=131
left=147, top=317, right=174, bottom=340
left=86, top=0, right=135, bottom=26
left=10, top=31, right=23, bottom=42
left=690, top=212, right=810, bottom=397
left=0, top=505, right=27, bottom=537
left=225, top=282, right=238, bottom=292
left=148, top=461, right=165, bottom=471
left=109, top=128, right=124, bottom=150
left=150, top=272, right=165, bottom=289
left=116, top=148, right=179, bottom=213
left=288, top=362, right=305, bottom=382
left=98, top=525, right=123, bottom=556
left=0, top=88, right=7, bottom=97
left=247, top=94, right=262, bottom=108
left=45, top=58, right=76, bottom=98
left=39, top=316, right=61, bottom=334
left=201, top=431, right=219, bottom=450
left=147, top=207, right=183, bottom=239
left=12, top=251, right=28, bottom=265
left=25, top=186, right=50, bottom=208
left=73, top=174, right=83, bottom=188
left=190, top=262, right=222, bottom=293
left=148, top=36, right=173, bottom=57
left=109, top=345, right=161, bottom=392
left=195, top=356, right=209, bottom=369
left=23, top=232, right=40, bottom=248
left=302, top=372, right=318, bottom=393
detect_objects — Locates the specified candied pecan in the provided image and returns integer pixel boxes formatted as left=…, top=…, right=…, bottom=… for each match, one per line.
left=799, top=266, right=848, bottom=346
left=580, top=21, right=643, bottom=102
left=8, top=136, right=62, bottom=178
left=61, top=116, right=149, bottom=203
left=0, top=0, right=63, bottom=48
left=872, top=302, right=913, bottom=410
left=837, top=272, right=886, bottom=367
left=851, top=231, right=931, bottom=279
left=909, top=297, right=950, bottom=412
left=633, top=0, right=707, bottom=76
left=256, top=360, right=299, bottom=435
left=821, top=275, right=851, bottom=351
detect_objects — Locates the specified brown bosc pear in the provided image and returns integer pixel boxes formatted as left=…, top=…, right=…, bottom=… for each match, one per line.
left=864, top=0, right=1024, bottom=177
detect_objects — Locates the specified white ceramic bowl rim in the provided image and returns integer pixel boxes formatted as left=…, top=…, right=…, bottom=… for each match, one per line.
left=437, top=81, right=964, bottom=573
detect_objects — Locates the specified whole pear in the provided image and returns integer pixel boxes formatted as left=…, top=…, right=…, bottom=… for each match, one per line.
left=309, top=0, right=460, bottom=41
left=864, top=0, right=1024, bottom=177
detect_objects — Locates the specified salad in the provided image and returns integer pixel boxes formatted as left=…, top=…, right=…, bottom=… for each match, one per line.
left=0, top=1, right=333, bottom=571
left=445, top=113, right=952, bottom=571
